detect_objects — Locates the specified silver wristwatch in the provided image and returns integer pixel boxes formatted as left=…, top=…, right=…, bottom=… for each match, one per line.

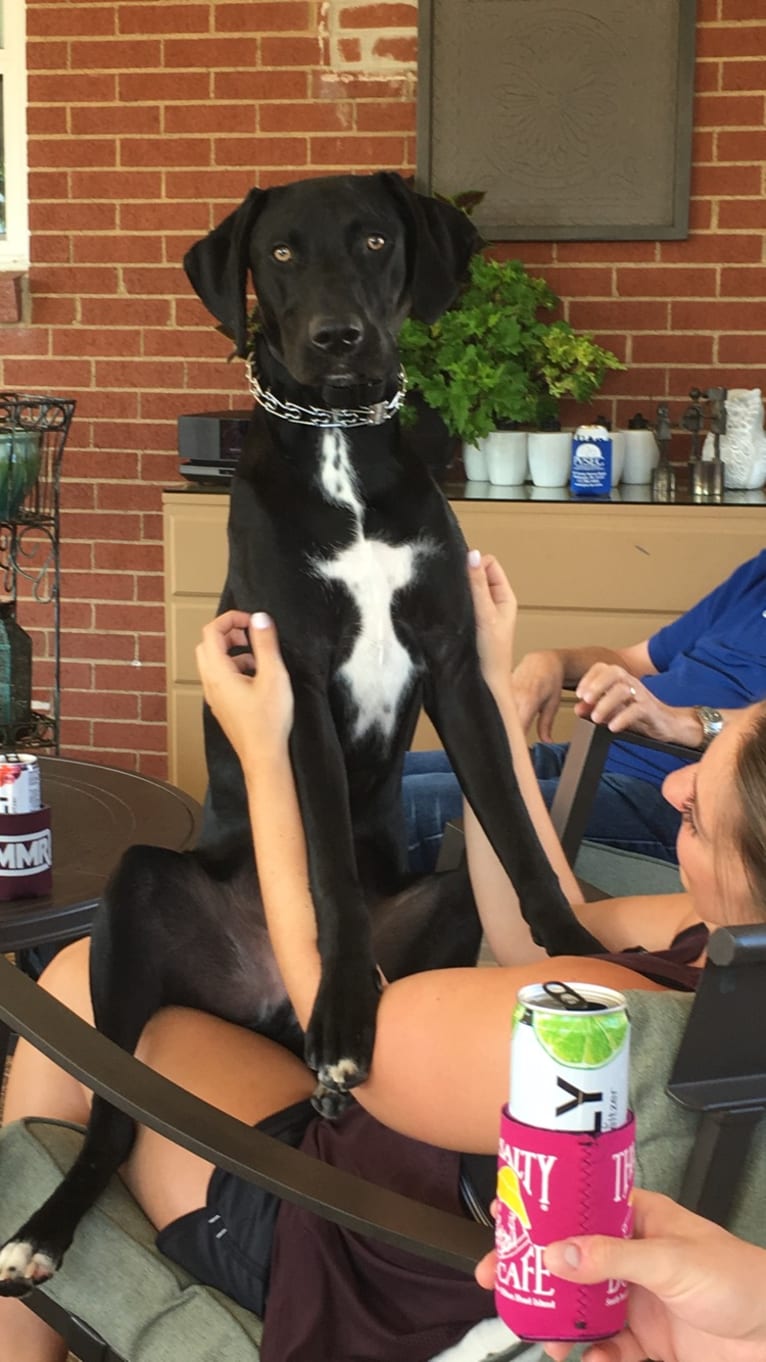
left=693, top=705, right=724, bottom=749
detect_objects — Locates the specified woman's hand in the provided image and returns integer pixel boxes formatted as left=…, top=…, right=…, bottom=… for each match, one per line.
left=195, top=610, right=294, bottom=769
left=466, top=549, right=518, bottom=690
left=476, top=1189, right=766, bottom=1362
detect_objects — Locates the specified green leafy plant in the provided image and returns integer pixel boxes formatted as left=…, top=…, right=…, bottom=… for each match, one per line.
left=398, top=254, right=624, bottom=445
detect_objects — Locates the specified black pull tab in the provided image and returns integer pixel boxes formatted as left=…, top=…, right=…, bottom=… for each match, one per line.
left=542, top=980, right=607, bottom=1011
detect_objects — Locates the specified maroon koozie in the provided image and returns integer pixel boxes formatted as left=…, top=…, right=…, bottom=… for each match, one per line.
left=495, top=1106, right=635, bottom=1342
left=0, top=805, right=53, bottom=899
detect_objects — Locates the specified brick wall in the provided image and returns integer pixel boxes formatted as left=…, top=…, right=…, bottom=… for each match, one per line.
left=0, top=0, right=764, bottom=776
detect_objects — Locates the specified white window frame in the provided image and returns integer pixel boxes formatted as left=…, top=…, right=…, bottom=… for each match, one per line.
left=0, top=0, right=29, bottom=268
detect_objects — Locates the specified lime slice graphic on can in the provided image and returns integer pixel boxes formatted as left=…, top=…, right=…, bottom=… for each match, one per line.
left=533, top=1010, right=628, bottom=1067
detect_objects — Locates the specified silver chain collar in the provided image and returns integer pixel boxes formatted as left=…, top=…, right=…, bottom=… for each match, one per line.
left=247, top=359, right=407, bottom=429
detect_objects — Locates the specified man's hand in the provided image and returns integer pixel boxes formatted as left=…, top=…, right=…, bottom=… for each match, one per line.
left=575, top=663, right=704, bottom=747
left=511, top=650, right=566, bottom=740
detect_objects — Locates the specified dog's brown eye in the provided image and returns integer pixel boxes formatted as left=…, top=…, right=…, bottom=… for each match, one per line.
left=272, top=245, right=292, bottom=263
left=366, top=234, right=386, bottom=251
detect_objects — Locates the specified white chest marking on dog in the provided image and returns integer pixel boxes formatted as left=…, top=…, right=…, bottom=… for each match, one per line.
left=313, top=430, right=429, bottom=742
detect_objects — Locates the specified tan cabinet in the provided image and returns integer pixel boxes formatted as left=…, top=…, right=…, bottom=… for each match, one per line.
left=164, top=489, right=766, bottom=800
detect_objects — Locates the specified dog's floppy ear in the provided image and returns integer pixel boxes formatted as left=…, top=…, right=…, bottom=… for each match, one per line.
left=183, top=187, right=269, bottom=357
left=379, top=172, right=483, bottom=324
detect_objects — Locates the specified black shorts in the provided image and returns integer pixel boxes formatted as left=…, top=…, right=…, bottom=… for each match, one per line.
left=156, top=1098, right=314, bottom=1316
left=156, top=1099, right=497, bottom=1317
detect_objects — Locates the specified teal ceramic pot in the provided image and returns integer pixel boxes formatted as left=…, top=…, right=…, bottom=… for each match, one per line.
left=0, top=429, right=42, bottom=520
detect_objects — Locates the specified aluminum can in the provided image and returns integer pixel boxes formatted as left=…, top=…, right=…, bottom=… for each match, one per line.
left=509, top=981, right=630, bottom=1133
left=0, top=753, right=42, bottom=814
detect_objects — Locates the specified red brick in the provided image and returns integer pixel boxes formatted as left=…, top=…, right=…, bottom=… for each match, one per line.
left=631, top=333, right=715, bottom=365
left=539, top=267, right=615, bottom=299
left=165, top=104, right=257, bottom=135
left=138, top=753, right=169, bottom=778
left=310, top=135, right=405, bottom=165
left=717, top=334, right=766, bottom=363
left=216, top=3, right=312, bottom=31
left=69, top=38, right=163, bottom=69
left=60, top=662, right=94, bottom=689
left=71, top=105, right=162, bottom=137
left=720, top=0, right=766, bottom=18
left=59, top=722, right=96, bottom=750
left=311, top=70, right=411, bottom=100
left=339, top=37, right=362, bottom=62
left=31, top=236, right=71, bottom=265
left=120, top=202, right=210, bottom=233
left=62, top=570, right=136, bottom=601
left=4, top=361, right=93, bottom=391
left=29, top=4, right=116, bottom=36
left=29, top=72, right=117, bottom=102
left=164, top=37, right=259, bottom=68
left=61, top=601, right=96, bottom=630
left=260, top=36, right=323, bottom=65
left=215, top=69, right=309, bottom=101
left=96, top=483, right=162, bottom=512
left=52, top=328, right=140, bottom=359
left=120, top=137, right=212, bottom=168
left=118, top=4, right=211, bottom=35
left=692, top=162, right=762, bottom=195
left=259, top=102, right=353, bottom=133
left=72, top=236, right=164, bottom=266
left=568, top=300, right=671, bottom=332
left=94, top=662, right=167, bottom=692
left=136, top=575, right=164, bottom=603
left=139, top=694, right=168, bottom=723
left=720, top=266, right=766, bottom=295
left=694, top=91, right=765, bottom=125
left=95, top=542, right=164, bottom=572
left=717, top=128, right=766, bottom=160
left=721, top=57, right=766, bottom=89
left=617, top=267, right=718, bottom=298
left=372, top=35, right=417, bottom=62
left=213, top=135, right=308, bottom=167
left=27, top=107, right=68, bottom=136
left=719, top=198, right=766, bottom=229
left=116, top=268, right=188, bottom=298
left=694, top=60, right=721, bottom=93
left=32, top=202, right=117, bottom=232
left=660, top=232, right=763, bottom=263
left=60, top=510, right=144, bottom=541
left=66, top=632, right=137, bottom=662
left=26, top=41, right=70, bottom=70
left=119, top=72, right=209, bottom=102
left=696, top=24, right=766, bottom=57
left=71, top=170, right=163, bottom=199
left=79, top=298, right=172, bottom=327
left=65, top=450, right=140, bottom=481
left=357, top=102, right=416, bottom=132
left=596, top=368, right=670, bottom=400
left=554, top=241, right=657, bottom=264
left=339, top=4, right=417, bottom=27
left=30, top=139, right=118, bottom=170
left=93, top=717, right=167, bottom=750
left=67, top=691, right=141, bottom=720
left=672, top=299, right=766, bottom=329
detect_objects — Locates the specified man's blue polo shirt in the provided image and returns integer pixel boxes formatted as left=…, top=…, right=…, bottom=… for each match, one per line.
left=604, top=549, right=766, bottom=785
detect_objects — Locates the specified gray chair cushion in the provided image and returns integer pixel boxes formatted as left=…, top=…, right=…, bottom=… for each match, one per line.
left=0, top=1118, right=263, bottom=1361
left=574, top=841, right=682, bottom=898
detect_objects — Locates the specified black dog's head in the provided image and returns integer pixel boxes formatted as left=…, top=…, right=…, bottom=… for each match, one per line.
left=183, top=172, right=481, bottom=398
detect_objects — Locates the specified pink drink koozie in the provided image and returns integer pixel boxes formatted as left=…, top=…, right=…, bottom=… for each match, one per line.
left=495, top=1106, right=635, bottom=1341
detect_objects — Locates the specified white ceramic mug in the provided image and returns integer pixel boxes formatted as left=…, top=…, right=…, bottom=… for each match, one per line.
left=528, top=430, right=573, bottom=488
left=610, top=431, right=626, bottom=486
left=484, top=430, right=528, bottom=486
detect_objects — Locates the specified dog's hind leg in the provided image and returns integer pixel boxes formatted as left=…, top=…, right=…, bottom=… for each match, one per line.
left=0, top=843, right=225, bottom=1295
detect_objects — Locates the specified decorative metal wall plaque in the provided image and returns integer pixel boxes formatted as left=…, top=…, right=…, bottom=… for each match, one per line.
left=417, top=0, right=696, bottom=240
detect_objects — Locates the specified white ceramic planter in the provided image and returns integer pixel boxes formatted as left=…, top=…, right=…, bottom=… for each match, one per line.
left=463, top=441, right=488, bottom=481
left=610, top=431, right=626, bottom=486
left=527, top=430, right=573, bottom=488
left=622, top=430, right=658, bottom=485
left=484, top=430, right=528, bottom=485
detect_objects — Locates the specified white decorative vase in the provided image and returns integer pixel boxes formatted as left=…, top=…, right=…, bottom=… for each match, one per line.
left=527, top=430, right=573, bottom=488
left=462, top=441, right=488, bottom=481
left=610, top=431, right=626, bottom=486
left=484, top=430, right=528, bottom=485
left=702, top=388, right=766, bottom=489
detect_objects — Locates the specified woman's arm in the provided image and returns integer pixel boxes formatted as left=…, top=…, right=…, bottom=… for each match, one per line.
left=462, top=553, right=698, bottom=964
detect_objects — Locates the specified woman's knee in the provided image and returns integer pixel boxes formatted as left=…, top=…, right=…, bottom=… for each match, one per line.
left=37, top=939, right=92, bottom=1022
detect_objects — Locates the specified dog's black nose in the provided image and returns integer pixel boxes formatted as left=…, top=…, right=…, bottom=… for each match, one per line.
left=309, top=316, right=364, bottom=354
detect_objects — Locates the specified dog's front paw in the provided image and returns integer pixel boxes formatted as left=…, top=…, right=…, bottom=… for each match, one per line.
left=304, top=957, right=382, bottom=1100
left=310, top=1080, right=353, bottom=1120
left=0, top=1239, right=57, bottom=1296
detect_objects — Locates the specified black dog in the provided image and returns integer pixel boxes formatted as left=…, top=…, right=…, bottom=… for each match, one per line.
left=0, top=172, right=600, bottom=1292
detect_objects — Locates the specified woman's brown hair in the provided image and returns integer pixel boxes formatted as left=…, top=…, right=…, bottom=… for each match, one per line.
left=733, top=703, right=766, bottom=918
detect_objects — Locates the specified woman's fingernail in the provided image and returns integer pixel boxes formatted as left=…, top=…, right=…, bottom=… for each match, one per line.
left=251, top=611, right=272, bottom=630
left=562, top=1243, right=581, bottom=1269
left=467, top=548, right=481, bottom=567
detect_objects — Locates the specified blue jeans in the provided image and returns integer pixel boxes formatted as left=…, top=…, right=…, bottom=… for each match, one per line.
left=401, top=744, right=681, bottom=875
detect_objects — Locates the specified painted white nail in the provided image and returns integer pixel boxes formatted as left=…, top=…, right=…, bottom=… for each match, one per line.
left=251, top=611, right=272, bottom=630
left=467, top=548, right=481, bottom=567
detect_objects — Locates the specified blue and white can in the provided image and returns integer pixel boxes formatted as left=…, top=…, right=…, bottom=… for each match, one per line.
left=570, top=424, right=613, bottom=496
